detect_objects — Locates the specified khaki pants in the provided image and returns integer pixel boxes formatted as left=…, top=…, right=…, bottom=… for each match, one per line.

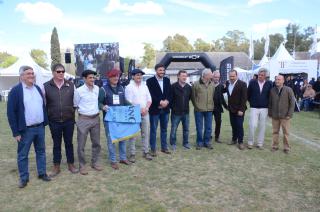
left=128, top=114, right=150, bottom=155
left=76, top=114, right=101, bottom=168
left=272, top=118, right=290, bottom=150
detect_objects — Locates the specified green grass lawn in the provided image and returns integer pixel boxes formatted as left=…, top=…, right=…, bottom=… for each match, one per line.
left=0, top=101, right=319, bottom=211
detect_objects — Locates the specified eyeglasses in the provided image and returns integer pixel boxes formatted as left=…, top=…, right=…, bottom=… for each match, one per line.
left=56, top=70, right=65, bottom=74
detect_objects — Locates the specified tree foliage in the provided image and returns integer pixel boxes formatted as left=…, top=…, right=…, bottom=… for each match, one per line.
left=0, top=52, right=18, bottom=68
left=162, top=34, right=194, bottom=52
left=50, top=27, right=61, bottom=69
left=30, top=49, right=48, bottom=69
left=141, top=43, right=156, bottom=68
left=193, top=38, right=212, bottom=52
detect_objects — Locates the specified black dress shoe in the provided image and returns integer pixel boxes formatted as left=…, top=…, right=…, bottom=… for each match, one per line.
left=204, top=144, right=213, bottom=149
left=161, top=149, right=171, bottom=154
left=38, top=174, right=51, bottom=182
left=18, top=180, right=28, bottom=188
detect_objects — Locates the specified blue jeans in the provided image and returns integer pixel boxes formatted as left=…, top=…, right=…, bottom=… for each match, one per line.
left=300, top=99, right=313, bottom=111
left=104, top=122, right=126, bottom=163
left=149, top=110, right=169, bottom=151
left=17, top=125, right=46, bottom=182
left=169, top=114, right=189, bottom=146
left=229, top=112, right=244, bottom=143
left=194, top=111, right=213, bottom=146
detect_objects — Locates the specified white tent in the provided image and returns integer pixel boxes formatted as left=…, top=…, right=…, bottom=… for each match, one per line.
left=254, top=44, right=317, bottom=81
left=234, top=67, right=254, bottom=85
left=0, top=54, right=74, bottom=91
left=0, top=54, right=52, bottom=91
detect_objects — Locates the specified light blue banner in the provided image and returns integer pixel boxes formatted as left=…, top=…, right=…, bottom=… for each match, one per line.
left=105, top=105, right=141, bottom=143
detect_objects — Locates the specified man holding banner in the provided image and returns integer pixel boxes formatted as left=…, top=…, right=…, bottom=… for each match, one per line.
left=99, top=69, right=133, bottom=170
left=125, top=69, right=153, bottom=162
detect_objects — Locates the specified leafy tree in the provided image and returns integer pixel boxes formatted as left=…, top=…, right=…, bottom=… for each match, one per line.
left=213, top=30, right=249, bottom=53
left=141, top=43, right=156, bottom=68
left=193, top=38, right=212, bottom=52
left=30, top=49, right=48, bottom=69
left=162, top=34, right=193, bottom=52
left=50, top=27, right=61, bottom=69
left=0, top=52, right=18, bottom=68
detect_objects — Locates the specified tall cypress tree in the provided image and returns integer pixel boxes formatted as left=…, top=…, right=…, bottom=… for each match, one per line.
left=50, top=27, right=61, bottom=69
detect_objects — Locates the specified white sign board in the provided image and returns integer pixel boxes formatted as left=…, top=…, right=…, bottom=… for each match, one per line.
left=267, top=60, right=317, bottom=81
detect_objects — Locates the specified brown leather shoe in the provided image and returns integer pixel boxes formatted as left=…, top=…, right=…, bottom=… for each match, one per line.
left=91, top=164, right=103, bottom=171
left=49, top=164, right=61, bottom=177
left=119, top=160, right=131, bottom=165
left=238, top=144, right=245, bottom=150
left=111, top=162, right=119, bottom=170
left=68, top=163, right=79, bottom=174
left=79, top=166, right=88, bottom=175
left=143, top=152, right=153, bottom=161
left=128, top=154, right=136, bottom=163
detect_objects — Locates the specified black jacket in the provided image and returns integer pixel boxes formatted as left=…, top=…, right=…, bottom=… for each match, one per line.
left=213, top=83, right=228, bottom=113
left=170, top=82, right=192, bottom=115
left=146, top=76, right=172, bottom=115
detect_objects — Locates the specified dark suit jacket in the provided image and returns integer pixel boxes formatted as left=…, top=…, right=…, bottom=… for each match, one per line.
left=213, top=83, right=228, bottom=113
left=226, top=80, right=247, bottom=113
left=146, top=76, right=172, bottom=115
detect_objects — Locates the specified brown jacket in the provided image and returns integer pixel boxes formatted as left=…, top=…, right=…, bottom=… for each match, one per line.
left=268, top=86, right=295, bottom=119
left=44, top=79, right=75, bottom=122
left=226, top=80, right=247, bottom=113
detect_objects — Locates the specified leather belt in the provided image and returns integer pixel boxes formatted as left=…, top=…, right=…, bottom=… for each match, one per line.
left=27, top=123, right=43, bottom=128
left=79, top=113, right=99, bottom=118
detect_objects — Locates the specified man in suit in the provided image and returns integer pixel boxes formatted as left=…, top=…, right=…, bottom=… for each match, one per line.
left=146, top=63, right=172, bottom=156
left=212, top=71, right=228, bottom=143
left=7, top=66, right=51, bottom=188
left=226, top=70, right=248, bottom=150
left=247, top=68, right=273, bottom=149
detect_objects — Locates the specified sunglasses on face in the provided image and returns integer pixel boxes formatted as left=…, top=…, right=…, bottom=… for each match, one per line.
left=56, top=70, right=65, bottom=74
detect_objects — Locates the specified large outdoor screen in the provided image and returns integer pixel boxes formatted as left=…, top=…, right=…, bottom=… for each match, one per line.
left=74, top=42, right=119, bottom=79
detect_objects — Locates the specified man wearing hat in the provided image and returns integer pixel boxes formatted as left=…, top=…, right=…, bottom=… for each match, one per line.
left=74, top=70, right=103, bottom=175
left=125, top=68, right=153, bottom=162
left=99, top=68, right=131, bottom=170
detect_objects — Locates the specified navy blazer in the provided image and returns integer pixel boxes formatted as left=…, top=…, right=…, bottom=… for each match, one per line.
left=146, top=76, right=172, bottom=115
left=7, top=83, right=48, bottom=137
left=247, top=79, right=272, bottom=108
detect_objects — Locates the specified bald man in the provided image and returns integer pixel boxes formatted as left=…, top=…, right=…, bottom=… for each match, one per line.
left=268, top=75, right=295, bottom=154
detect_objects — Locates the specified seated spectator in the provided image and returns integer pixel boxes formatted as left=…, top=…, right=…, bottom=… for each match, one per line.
left=300, top=84, right=316, bottom=111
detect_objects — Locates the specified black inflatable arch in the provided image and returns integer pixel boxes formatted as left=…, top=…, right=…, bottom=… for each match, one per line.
left=159, top=52, right=216, bottom=71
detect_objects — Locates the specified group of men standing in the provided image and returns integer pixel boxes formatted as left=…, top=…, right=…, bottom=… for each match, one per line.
left=7, top=63, right=295, bottom=189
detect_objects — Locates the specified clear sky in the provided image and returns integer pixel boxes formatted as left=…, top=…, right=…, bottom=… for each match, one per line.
left=0, top=0, right=319, bottom=60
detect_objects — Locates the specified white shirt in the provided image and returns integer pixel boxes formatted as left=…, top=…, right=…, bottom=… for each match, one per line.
left=22, top=83, right=44, bottom=126
left=125, top=80, right=152, bottom=108
left=228, top=79, right=238, bottom=95
left=74, top=84, right=99, bottom=116
left=156, top=75, right=164, bottom=93
left=258, top=80, right=265, bottom=93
